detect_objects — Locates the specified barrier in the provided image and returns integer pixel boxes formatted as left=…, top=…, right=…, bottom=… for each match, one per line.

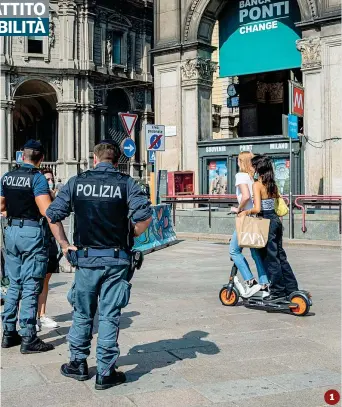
left=133, top=204, right=178, bottom=253
left=163, top=194, right=342, bottom=239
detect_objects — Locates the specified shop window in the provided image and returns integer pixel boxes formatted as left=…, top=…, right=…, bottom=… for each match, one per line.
left=28, top=36, right=43, bottom=54
left=112, top=32, right=122, bottom=65
left=208, top=160, right=228, bottom=195
left=232, top=69, right=302, bottom=138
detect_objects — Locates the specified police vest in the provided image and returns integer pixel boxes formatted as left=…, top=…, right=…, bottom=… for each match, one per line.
left=2, top=166, right=41, bottom=221
left=72, top=170, right=130, bottom=250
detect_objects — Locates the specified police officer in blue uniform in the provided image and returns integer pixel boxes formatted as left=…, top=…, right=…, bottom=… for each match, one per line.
left=0, top=140, right=55, bottom=353
left=46, top=140, right=152, bottom=390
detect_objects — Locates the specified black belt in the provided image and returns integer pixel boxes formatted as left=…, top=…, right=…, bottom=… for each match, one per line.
left=7, top=218, right=43, bottom=228
left=76, top=248, right=131, bottom=260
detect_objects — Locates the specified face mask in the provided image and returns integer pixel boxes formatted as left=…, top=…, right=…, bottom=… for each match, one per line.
left=48, top=181, right=54, bottom=190
left=253, top=172, right=259, bottom=180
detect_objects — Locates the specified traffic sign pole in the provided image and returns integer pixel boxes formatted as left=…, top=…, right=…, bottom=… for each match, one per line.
left=155, top=152, right=158, bottom=205
left=289, top=135, right=293, bottom=239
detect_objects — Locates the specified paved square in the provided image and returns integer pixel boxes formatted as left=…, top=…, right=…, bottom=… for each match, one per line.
left=1, top=241, right=341, bottom=407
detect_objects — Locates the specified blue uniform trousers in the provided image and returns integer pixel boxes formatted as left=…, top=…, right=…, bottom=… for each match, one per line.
left=67, top=264, right=131, bottom=376
left=2, top=225, right=48, bottom=337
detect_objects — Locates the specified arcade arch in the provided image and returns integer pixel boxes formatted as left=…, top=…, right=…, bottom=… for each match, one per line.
left=13, top=80, right=58, bottom=162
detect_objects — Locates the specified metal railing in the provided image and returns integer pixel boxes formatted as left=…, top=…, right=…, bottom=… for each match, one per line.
left=293, top=195, right=342, bottom=235
left=163, top=194, right=342, bottom=239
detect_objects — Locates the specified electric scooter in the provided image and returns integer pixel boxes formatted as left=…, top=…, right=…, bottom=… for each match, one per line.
left=219, top=261, right=312, bottom=316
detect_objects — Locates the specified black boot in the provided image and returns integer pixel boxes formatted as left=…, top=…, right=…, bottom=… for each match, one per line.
left=95, top=370, right=126, bottom=390
left=20, top=336, right=54, bottom=354
left=60, top=360, right=89, bottom=381
left=1, top=331, right=22, bottom=348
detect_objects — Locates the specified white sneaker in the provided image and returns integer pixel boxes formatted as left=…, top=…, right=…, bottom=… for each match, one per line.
left=243, top=281, right=262, bottom=298
left=39, top=316, right=59, bottom=329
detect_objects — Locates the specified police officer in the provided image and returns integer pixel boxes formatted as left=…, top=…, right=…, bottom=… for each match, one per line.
left=46, top=140, right=152, bottom=390
left=0, top=140, right=55, bottom=353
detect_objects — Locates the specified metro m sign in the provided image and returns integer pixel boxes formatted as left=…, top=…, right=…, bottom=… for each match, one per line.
left=293, top=86, right=304, bottom=117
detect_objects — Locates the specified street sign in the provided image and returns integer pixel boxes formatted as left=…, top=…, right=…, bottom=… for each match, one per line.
left=119, top=113, right=138, bottom=136
left=16, top=151, right=23, bottom=164
left=292, top=85, right=304, bottom=116
left=288, top=114, right=299, bottom=139
left=145, top=124, right=165, bottom=151
left=148, top=150, right=156, bottom=163
left=122, top=138, right=136, bottom=158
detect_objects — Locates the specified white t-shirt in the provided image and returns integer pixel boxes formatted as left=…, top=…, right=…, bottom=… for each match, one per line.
left=235, top=172, right=254, bottom=210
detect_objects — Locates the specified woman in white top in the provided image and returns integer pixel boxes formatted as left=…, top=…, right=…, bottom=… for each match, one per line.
left=230, top=152, right=269, bottom=296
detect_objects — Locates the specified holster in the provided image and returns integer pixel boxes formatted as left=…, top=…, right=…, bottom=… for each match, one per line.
left=127, top=250, right=144, bottom=282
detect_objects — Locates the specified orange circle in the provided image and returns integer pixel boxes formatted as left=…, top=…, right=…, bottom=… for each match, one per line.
left=220, top=289, right=237, bottom=306
left=291, top=296, right=308, bottom=316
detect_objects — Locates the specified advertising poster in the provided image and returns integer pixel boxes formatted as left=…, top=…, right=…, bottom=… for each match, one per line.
left=208, top=160, right=228, bottom=195
left=273, top=158, right=290, bottom=195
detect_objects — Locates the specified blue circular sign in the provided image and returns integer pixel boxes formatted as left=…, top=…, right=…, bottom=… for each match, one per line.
left=123, top=138, right=136, bottom=158
left=150, top=134, right=162, bottom=150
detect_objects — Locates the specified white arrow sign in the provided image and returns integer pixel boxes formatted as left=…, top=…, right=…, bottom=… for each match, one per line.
left=124, top=144, right=134, bottom=153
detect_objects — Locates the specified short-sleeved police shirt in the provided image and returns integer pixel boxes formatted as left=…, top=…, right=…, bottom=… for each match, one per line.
left=0, top=164, right=49, bottom=197
left=46, top=162, right=152, bottom=267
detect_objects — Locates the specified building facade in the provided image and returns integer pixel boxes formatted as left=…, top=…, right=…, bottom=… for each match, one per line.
left=0, top=0, right=153, bottom=180
left=153, top=0, right=342, bottom=196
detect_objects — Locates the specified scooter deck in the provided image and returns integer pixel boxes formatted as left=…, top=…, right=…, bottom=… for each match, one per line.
left=244, top=298, right=294, bottom=311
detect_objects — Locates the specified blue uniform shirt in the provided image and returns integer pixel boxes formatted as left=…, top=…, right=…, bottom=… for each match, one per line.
left=0, top=163, right=49, bottom=197
left=46, top=162, right=152, bottom=267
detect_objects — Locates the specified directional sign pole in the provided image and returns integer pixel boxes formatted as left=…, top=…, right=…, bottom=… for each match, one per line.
left=290, top=147, right=293, bottom=239
left=154, top=152, right=158, bottom=205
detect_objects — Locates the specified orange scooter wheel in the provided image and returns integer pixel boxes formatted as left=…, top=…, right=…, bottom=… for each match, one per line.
left=290, top=295, right=310, bottom=316
left=219, top=287, right=239, bottom=306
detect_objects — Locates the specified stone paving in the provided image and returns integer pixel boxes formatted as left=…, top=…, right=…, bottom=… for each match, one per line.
left=1, top=241, right=341, bottom=407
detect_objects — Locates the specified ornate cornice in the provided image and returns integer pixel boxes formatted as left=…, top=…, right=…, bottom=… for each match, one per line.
left=296, top=37, right=321, bottom=70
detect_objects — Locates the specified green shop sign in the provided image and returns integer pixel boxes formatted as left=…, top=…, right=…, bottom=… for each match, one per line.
left=219, top=0, right=302, bottom=77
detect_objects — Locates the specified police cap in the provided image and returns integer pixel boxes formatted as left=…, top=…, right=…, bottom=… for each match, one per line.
left=23, top=139, right=45, bottom=153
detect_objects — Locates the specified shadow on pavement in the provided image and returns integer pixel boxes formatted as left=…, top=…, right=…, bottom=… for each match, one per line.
left=121, top=330, right=220, bottom=382
left=38, top=311, right=141, bottom=348
left=49, top=281, right=68, bottom=290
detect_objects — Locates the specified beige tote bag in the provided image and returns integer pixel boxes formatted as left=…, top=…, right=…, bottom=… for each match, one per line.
left=236, top=216, right=270, bottom=249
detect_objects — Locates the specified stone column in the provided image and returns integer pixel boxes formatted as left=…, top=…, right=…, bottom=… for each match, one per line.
left=122, top=31, right=128, bottom=70
left=0, top=102, right=7, bottom=161
left=56, top=103, right=78, bottom=178
left=130, top=31, right=136, bottom=76
left=101, top=23, right=106, bottom=68
left=58, top=0, right=76, bottom=69
left=84, top=6, right=95, bottom=70
left=181, top=57, right=217, bottom=193
left=7, top=101, right=14, bottom=162
left=0, top=37, right=6, bottom=64
left=100, top=107, right=107, bottom=140
left=296, top=37, right=322, bottom=195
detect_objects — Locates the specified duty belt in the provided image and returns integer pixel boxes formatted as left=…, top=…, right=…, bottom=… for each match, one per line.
left=7, top=218, right=44, bottom=228
left=76, top=248, right=131, bottom=260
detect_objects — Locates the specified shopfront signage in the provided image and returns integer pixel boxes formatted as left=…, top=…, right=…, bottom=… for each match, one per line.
left=292, top=86, right=304, bottom=116
left=288, top=114, right=299, bottom=140
left=206, top=146, right=227, bottom=153
left=240, top=145, right=253, bottom=152
left=219, top=0, right=301, bottom=77
left=270, top=143, right=289, bottom=150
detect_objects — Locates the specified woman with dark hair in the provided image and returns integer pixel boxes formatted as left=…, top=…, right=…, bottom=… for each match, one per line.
left=238, top=154, right=299, bottom=302
left=37, top=169, right=60, bottom=331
